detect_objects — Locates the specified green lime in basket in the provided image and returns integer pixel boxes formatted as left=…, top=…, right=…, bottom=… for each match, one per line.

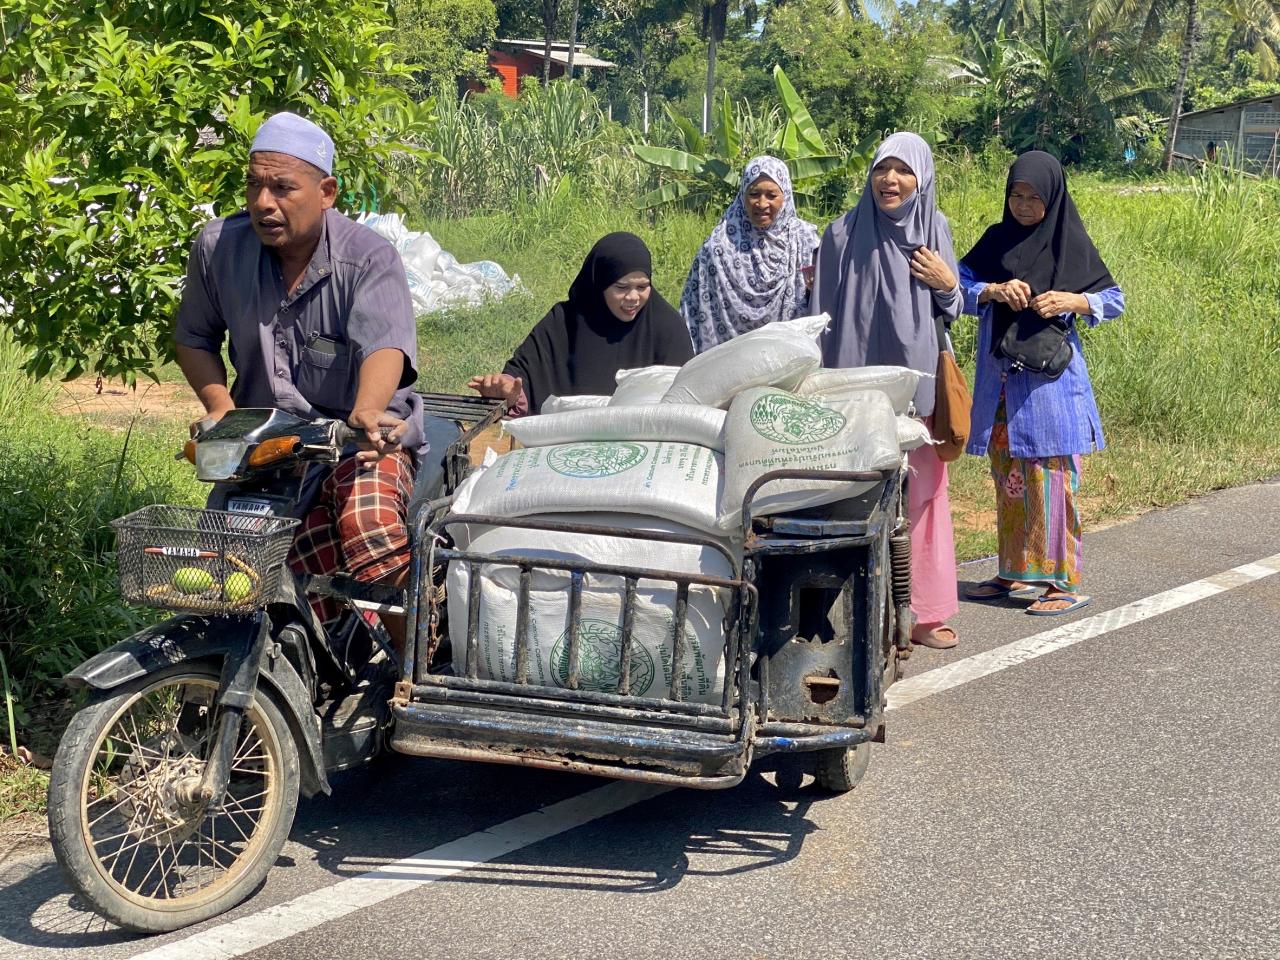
left=224, top=571, right=254, bottom=603
left=172, top=567, right=214, bottom=594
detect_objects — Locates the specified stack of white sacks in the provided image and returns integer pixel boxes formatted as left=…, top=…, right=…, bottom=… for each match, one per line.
left=446, top=315, right=931, bottom=704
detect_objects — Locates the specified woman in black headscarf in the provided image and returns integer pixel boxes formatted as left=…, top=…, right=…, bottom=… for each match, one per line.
left=469, top=232, right=694, bottom=415
left=959, top=151, right=1124, bottom=616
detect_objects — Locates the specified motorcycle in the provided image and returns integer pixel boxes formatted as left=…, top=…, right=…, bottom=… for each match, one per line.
left=46, top=397, right=499, bottom=933
left=48, top=392, right=910, bottom=934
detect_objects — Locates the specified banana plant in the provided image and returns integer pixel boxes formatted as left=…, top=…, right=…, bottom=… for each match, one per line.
left=632, top=65, right=849, bottom=210
left=771, top=64, right=847, bottom=190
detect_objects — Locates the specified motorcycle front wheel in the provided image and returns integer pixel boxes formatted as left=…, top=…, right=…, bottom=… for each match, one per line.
left=48, top=665, right=300, bottom=932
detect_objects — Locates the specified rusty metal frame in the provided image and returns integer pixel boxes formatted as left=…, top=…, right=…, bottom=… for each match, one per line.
left=394, top=511, right=759, bottom=787
left=738, top=466, right=905, bottom=740
left=741, top=467, right=901, bottom=549
left=416, top=392, right=507, bottom=496
left=392, top=444, right=907, bottom=788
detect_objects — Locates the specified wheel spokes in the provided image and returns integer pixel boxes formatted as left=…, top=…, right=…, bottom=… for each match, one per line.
left=81, top=678, right=278, bottom=905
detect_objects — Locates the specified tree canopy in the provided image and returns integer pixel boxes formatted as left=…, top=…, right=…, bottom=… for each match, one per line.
left=0, top=0, right=433, bottom=381
left=3, top=0, right=1279, bottom=377
left=391, top=0, right=499, bottom=96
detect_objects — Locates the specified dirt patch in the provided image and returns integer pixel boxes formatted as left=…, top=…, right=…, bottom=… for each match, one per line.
left=0, top=751, right=51, bottom=859
left=951, top=471, right=997, bottom=534
left=952, top=499, right=997, bottom=533
left=0, top=811, right=48, bottom=862
left=52, top=378, right=202, bottom=429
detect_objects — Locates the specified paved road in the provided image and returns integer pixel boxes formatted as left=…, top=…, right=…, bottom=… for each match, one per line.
left=3, top=480, right=1279, bottom=960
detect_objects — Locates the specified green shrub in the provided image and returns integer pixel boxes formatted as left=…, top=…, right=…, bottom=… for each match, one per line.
left=0, top=0, right=435, bottom=383
left=632, top=68, right=854, bottom=216
left=0, top=418, right=201, bottom=721
left=389, top=0, right=498, bottom=97
left=0, top=335, right=52, bottom=422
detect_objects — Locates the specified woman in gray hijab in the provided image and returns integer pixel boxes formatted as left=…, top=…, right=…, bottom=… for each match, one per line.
left=812, top=132, right=963, bottom=650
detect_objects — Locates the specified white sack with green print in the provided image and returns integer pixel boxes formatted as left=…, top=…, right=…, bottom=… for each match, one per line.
left=720, top=387, right=901, bottom=529
left=444, top=512, right=731, bottom=705
left=461, top=441, right=724, bottom=536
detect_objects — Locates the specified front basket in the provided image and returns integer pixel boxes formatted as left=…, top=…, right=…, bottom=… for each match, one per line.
left=111, top=504, right=299, bottom=614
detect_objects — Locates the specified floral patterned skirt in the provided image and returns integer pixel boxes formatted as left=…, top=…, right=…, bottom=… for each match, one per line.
left=989, top=396, right=1083, bottom=592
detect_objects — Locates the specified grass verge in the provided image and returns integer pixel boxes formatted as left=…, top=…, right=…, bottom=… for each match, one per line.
left=0, top=751, right=48, bottom=825
left=1, top=337, right=202, bottom=823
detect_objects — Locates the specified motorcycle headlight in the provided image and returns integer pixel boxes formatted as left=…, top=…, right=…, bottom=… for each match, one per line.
left=194, top=440, right=250, bottom=481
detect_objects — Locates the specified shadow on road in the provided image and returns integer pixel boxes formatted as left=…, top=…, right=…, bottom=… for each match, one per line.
left=296, top=757, right=820, bottom=895
left=1, top=754, right=822, bottom=951
left=0, top=857, right=145, bottom=951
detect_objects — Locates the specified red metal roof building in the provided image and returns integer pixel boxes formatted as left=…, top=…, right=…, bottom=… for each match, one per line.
left=471, top=39, right=615, bottom=97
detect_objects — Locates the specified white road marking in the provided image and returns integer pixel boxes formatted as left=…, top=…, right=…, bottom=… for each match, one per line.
left=125, top=551, right=1280, bottom=960
left=126, top=782, right=671, bottom=960
left=886, top=551, right=1280, bottom=711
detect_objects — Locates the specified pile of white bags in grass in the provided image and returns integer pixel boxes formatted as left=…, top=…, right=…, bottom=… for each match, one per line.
left=446, top=315, right=934, bottom=700
left=356, top=212, right=520, bottom=316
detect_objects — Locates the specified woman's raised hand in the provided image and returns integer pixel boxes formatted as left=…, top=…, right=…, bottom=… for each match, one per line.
left=988, top=279, right=1033, bottom=310
left=467, top=372, right=524, bottom=403
left=1030, top=291, right=1092, bottom=319
left=909, top=246, right=958, bottom=293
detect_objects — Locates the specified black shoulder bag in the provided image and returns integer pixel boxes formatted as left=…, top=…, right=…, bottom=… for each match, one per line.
left=997, top=312, right=1073, bottom=380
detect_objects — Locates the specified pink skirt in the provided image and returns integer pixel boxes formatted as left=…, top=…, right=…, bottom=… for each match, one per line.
left=907, top=439, right=958, bottom=625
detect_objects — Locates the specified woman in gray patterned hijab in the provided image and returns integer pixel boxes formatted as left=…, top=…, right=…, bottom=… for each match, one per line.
left=680, top=156, right=820, bottom=352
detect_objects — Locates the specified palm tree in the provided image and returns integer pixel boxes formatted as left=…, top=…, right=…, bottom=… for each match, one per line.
left=1094, top=0, right=1280, bottom=169
left=1016, top=12, right=1081, bottom=149
left=826, top=0, right=898, bottom=18
left=565, top=0, right=581, bottom=78
left=953, top=0, right=1047, bottom=31
left=945, top=20, right=1031, bottom=140
left=950, top=0, right=1161, bottom=159
left=700, top=0, right=729, bottom=133
left=540, top=0, right=562, bottom=85
left=1016, top=17, right=1159, bottom=158
left=1217, top=0, right=1280, bottom=77
left=1161, top=0, right=1200, bottom=170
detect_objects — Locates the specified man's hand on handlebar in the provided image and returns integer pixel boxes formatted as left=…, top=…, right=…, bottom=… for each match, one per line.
left=189, top=403, right=234, bottom=439
left=348, top=408, right=408, bottom=465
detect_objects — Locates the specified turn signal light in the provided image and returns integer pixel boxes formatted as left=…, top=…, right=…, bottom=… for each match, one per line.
left=247, top=436, right=302, bottom=468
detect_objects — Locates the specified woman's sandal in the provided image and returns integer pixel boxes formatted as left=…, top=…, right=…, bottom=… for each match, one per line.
left=1026, top=592, right=1092, bottom=616
left=965, top=578, right=1039, bottom=602
left=910, top=623, right=959, bottom=649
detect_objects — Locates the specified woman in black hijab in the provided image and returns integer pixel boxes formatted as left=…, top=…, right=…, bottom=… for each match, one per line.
left=469, top=232, right=694, bottom=415
left=958, top=151, right=1124, bottom=616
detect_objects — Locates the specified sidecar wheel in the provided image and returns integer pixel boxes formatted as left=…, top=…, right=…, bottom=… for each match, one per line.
left=48, top=665, right=300, bottom=932
left=772, top=759, right=806, bottom=793
left=814, top=743, right=871, bottom=794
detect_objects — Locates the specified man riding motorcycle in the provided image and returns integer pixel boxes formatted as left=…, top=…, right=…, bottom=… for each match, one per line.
left=173, top=112, right=420, bottom=653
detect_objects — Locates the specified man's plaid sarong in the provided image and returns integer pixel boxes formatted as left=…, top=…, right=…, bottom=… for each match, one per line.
left=288, top=451, right=414, bottom=623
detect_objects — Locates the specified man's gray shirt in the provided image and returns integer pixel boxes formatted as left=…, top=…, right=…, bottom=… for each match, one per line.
left=174, top=208, right=425, bottom=458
